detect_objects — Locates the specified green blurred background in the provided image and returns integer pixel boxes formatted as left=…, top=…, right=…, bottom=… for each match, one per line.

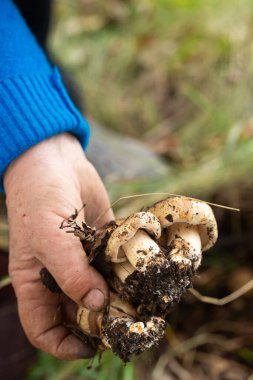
left=25, top=0, right=253, bottom=378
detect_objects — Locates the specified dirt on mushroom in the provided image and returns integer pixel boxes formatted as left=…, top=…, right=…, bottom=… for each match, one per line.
left=123, top=261, right=194, bottom=318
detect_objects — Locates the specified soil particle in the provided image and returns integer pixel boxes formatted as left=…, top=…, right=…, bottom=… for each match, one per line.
left=165, top=214, right=174, bottom=223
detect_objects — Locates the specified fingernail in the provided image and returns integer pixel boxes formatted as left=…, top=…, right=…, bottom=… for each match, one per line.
left=82, top=289, right=105, bottom=311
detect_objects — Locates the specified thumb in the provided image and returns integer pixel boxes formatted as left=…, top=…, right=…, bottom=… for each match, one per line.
left=38, top=217, right=109, bottom=311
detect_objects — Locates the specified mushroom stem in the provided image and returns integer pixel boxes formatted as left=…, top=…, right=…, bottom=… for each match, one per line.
left=111, top=261, right=136, bottom=282
left=77, top=292, right=137, bottom=348
left=105, top=212, right=161, bottom=263
left=77, top=308, right=103, bottom=337
left=167, top=223, right=202, bottom=270
left=122, top=230, right=163, bottom=272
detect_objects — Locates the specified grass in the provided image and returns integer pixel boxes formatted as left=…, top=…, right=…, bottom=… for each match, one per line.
left=28, top=0, right=253, bottom=378
left=27, top=350, right=135, bottom=380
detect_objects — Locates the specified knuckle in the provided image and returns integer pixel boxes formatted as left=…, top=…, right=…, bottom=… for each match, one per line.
left=60, top=269, right=90, bottom=302
left=23, top=326, right=43, bottom=350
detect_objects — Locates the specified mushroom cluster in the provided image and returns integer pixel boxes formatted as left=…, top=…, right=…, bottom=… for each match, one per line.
left=74, top=196, right=218, bottom=361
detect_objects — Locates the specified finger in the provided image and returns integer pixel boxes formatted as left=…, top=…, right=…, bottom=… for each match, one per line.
left=79, top=161, right=114, bottom=229
left=60, top=297, right=78, bottom=325
left=35, top=215, right=109, bottom=311
left=14, top=266, right=96, bottom=360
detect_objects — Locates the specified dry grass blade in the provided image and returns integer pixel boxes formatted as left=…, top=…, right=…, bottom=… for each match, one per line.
left=166, top=358, right=194, bottom=380
left=196, top=320, right=253, bottom=335
left=152, top=333, right=229, bottom=380
left=189, top=278, right=253, bottom=305
left=92, top=192, right=239, bottom=226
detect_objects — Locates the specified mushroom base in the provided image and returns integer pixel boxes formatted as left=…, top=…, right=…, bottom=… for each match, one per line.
left=102, top=316, right=165, bottom=362
left=118, top=261, right=194, bottom=318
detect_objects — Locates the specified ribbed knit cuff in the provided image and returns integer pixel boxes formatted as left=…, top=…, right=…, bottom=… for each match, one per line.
left=0, top=67, right=90, bottom=191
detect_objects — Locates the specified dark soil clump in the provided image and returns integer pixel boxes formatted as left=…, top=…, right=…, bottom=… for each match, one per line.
left=122, top=261, right=194, bottom=318
left=102, top=316, right=165, bottom=362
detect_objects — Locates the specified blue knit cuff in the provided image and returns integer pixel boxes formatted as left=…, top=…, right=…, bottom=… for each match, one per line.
left=0, top=67, right=90, bottom=191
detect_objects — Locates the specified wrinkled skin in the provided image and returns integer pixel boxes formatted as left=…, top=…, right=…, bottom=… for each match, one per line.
left=4, top=133, right=113, bottom=360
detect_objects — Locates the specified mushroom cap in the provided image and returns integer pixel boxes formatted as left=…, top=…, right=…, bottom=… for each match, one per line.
left=105, top=211, right=161, bottom=262
left=148, top=196, right=218, bottom=251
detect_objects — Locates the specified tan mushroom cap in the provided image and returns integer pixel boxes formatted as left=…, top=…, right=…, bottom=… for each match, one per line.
left=148, top=196, right=218, bottom=251
left=105, top=211, right=161, bottom=263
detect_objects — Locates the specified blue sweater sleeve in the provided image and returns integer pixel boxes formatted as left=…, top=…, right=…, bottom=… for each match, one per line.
left=0, top=0, right=90, bottom=191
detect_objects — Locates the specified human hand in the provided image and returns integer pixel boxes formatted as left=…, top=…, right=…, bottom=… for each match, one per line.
left=4, top=133, right=113, bottom=360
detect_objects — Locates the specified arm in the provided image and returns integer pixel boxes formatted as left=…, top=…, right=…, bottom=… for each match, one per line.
left=1, top=1, right=113, bottom=359
left=0, top=0, right=89, bottom=189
